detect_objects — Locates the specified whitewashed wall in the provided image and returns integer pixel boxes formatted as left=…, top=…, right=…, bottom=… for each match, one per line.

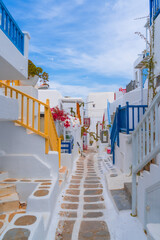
left=0, top=121, right=59, bottom=178
left=38, top=89, right=62, bottom=109
left=0, top=30, right=30, bottom=80
left=154, top=14, right=160, bottom=77
left=115, top=133, right=132, bottom=174
left=87, top=92, right=114, bottom=118
left=87, top=92, right=114, bottom=135
left=0, top=95, right=18, bottom=121
left=110, top=88, right=148, bottom=115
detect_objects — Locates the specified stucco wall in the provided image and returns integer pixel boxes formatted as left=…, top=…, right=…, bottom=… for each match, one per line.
left=154, top=14, right=160, bottom=77
left=0, top=30, right=29, bottom=80
left=115, top=133, right=132, bottom=174
left=110, top=88, right=148, bottom=115
left=0, top=95, right=19, bottom=121
left=38, top=89, right=62, bottom=109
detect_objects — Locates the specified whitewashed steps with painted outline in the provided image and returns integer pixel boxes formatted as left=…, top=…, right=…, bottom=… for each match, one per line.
left=0, top=175, right=20, bottom=214
left=0, top=183, right=16, bottom=197
left=0, top=192, right=19, bottom=213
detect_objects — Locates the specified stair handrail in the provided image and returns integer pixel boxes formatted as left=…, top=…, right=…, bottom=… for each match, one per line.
left=76, top=103, right=81, bottom=125
left=0, top=82, right=61, bottom=167
left=132, top=90, right=160, bottom=216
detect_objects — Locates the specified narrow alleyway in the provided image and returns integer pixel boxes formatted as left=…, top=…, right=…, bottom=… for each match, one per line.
left=55, top=147, right=110, bottom=240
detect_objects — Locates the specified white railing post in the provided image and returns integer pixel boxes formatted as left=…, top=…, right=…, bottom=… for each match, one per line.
left=132, top=133, right=137, bottom=216
left=131, top=91, right=160, bottom=217
left=132, top=172, right=137, bottom=216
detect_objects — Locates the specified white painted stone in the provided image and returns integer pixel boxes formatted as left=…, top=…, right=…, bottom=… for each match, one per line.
left=0, top=95, right=19, bottom=121
left=1, top=212, right=45, bottom=240
left=45, top=151, right=59, bottom=179
left=27, top=178, right=59, bottom=214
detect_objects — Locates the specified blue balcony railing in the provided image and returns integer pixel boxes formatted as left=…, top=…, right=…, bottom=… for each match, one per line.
left=150, top=0, right=160, bottom=25
left=107, top=100, right=112, bottom=133
left=0, top=0, right=24, bottom=55
left=110, top=102, right=148, bottom=164
left=61, top=137, right=74, bottom=154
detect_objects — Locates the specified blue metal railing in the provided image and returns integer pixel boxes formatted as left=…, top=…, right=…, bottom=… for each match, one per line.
left=110, top=102, right=148, bottom=164
left=61, top=137, right=74, bottom=154
left=0, top=0, right=24, bottom=55
left=107, top=100, right=112, bottom=133
left=110, top=109, right=119, bottom=164
left=150, top=0, right=160, bottom=25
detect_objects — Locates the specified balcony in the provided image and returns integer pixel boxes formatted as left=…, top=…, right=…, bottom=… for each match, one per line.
left=0, top=0, right=30, bottom=80
left=0, top=0, right=24, bottom=55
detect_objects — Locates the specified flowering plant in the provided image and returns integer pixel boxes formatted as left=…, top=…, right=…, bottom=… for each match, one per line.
left=51, top=106, right=71, bottom=129
left=64, top=119, right=71, bottom=128
left=51, top=106, right=68, bottom=122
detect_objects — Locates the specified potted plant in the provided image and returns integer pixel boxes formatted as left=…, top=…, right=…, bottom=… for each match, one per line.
left=21, top=60, right=49, bottom=87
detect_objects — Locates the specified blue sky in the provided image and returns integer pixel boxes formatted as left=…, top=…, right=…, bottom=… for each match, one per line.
left=5, top=0, right=148, bottom=97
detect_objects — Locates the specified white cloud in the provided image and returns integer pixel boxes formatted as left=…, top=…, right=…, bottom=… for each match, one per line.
left=49, top=81, right=119, bottom=98
left=31, top=0, right=149, bottom=80
left=75, top=0, right=85, bottom=5
left=19, top=0, right=149, bottom=97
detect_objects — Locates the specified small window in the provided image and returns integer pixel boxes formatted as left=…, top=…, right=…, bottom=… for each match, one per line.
left=93, top=104, right=95, bottom=108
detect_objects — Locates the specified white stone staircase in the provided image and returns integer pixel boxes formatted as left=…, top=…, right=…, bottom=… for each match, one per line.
left=137, top=162, right=160, bottom=239
left=0, top=172, right=20, bottom=215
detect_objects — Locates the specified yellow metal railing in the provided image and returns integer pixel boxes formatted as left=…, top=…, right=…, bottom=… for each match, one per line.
left=76, top=103, right=81, bottom=124
left=0, top=82, right=61, bottom=167
left=0, top=80, right=20, bottom=86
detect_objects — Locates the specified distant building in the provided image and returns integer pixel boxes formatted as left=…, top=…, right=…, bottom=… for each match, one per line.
left=86, top=92, right=114, bottom=134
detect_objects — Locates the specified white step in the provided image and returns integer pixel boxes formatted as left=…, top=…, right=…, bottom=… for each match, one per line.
left=59, top=166, right=68, bottom=181
left=0, top=183, right=16, bottom=197
left=0, top=192, right=19, bottom=213
left=147, top=223, right=160, bottom=240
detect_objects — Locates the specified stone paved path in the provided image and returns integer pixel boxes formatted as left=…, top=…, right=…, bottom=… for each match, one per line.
left=55, top=149, right=110, bottom=240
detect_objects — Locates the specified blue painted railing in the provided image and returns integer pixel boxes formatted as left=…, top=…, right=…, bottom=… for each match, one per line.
left=107, top=100, right=112, bottom=133
left=150, top=0, right=160, bottom=25
left=0, top=0, right=24, bottom=55
left=110, top=109, right=119, bottom=164
left=110, top=102, right=148, bottom=164
left=61, top=137, right=74, bottom=154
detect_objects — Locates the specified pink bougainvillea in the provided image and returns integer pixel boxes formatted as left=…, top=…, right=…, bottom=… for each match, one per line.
left=51, top=106, right=68, bottom=122
left=64, top=119, right=71, bottom=128
left=51, top=106, right=70, bottom=128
